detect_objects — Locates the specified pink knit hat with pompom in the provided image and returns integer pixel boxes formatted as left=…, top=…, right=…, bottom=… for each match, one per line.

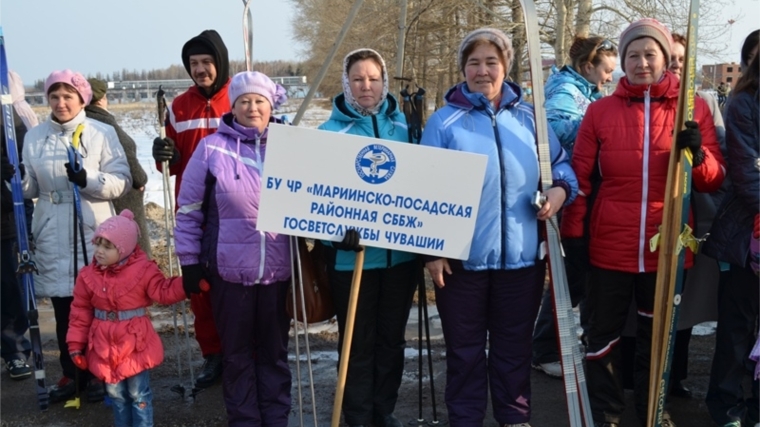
left=93, top=209, right=140, bottom=260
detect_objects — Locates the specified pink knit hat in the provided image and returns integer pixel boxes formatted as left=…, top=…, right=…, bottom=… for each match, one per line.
left=228, top=71, right=287, bottom=109
left=93, top=209, right=140, bottom=260
left=619, top=18, right=673, bottom=72
left=44, top=69, right=92, bottom=105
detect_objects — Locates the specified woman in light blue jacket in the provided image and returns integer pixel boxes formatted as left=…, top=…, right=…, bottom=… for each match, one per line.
left=318, top=48, right=417, bottom=427
left=544, top=36, right=617, bottom=154
left=420, top=28, right=577, bottom=427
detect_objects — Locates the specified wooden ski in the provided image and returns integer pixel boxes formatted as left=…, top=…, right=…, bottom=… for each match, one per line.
left=647, top=2, right=700, bottom=426
left=518, top=1, right=593, bottom=425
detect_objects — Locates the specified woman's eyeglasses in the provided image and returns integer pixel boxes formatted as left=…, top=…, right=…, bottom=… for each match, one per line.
left=588, top=39, right=615, bottom=64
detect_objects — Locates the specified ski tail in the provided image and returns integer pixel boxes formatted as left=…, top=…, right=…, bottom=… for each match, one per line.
left=0, top=27, right=49, bottom=411
left=242, top=0, right=254, bottom=71
left=647, top=3, right=700, bottom=426
left=518, top=1, right=593, bottom=425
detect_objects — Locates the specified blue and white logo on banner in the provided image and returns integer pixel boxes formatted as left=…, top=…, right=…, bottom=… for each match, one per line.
left=355, top=144, right=397, bottom=184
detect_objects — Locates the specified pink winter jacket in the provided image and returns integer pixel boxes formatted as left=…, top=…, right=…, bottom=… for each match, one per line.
left=67, top=248, right=185, bottom=384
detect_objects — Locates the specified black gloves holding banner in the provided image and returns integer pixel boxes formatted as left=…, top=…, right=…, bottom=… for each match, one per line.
left=334, top=229, right=363, bottom=252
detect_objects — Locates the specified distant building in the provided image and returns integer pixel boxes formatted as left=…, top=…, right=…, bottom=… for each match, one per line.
left=701, top=62, right=743, bottom=90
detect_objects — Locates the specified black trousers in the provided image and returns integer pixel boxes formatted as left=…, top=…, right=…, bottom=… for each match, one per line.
left=706, top=265, right=759, bottom=425
left=1, top=238, right=31, bottom=362
left=50, top=296, right=88, bottom=384
left=330, top=260, right=417, bottom=425
left=584, top=267, right=674, bottom=425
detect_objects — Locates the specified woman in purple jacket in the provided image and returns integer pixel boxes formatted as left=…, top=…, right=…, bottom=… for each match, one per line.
left=174, top=71, right=291, bottom=427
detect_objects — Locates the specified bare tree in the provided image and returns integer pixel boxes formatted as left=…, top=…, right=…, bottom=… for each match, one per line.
left=290, top=0, right=739, bottom=114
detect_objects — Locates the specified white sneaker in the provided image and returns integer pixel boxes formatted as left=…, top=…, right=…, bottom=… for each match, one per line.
left=531, top=361, right=562, bottom=378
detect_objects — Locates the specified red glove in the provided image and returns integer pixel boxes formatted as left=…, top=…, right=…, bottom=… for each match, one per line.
left=754, top=214, right=759, bottom=239
left=70, top=351, right=88, bottom=371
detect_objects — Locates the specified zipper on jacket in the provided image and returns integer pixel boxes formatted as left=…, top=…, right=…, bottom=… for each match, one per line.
left=255, top=136, right=266, bottom=282
left=206, top=99, right=211, bottom=129
left=371, top=115, right=392, bottom=269
left=638, top=88, right=652, bottom=273
left=489, top=110, right=508, bottom=270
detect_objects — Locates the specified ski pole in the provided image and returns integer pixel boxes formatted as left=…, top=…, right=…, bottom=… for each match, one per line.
left=65, top=125, right=88, bottom=411
left=411, top=271, right=425, bottom=427
left=420, top=275, right=443, bottom=425
left=331, top=247, right=365, bottom=427
left=156, top=86, right=204, bottom=399
left=290, top=237, right=319, bottom=427
left=69, top=125, right=89, bottom=267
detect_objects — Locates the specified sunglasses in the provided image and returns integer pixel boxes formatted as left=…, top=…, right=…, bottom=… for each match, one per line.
left=588, top=39, right=615, bottom=64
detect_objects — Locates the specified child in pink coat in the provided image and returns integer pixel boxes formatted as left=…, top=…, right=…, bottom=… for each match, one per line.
left=67, top=209, right=185, bottom=427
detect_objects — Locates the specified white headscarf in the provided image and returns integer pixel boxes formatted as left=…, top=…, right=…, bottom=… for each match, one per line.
left=341, top=48, right=389, bottom=116
left=9, top=70, right=39, bottom=129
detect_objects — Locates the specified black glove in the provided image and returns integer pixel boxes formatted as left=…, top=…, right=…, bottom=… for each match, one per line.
left=64, top=162, right=87, bottom=188
left=333, top=229, right=363, bottom=252
left=1, top=155, right=14, bottom=182
left=182, top=264, right=204, bottom=298
left=676, top=121, right=706, bottom=167
left=152, top=137, right=180, bottom=165
left=675, top=121, right=702, bottom=152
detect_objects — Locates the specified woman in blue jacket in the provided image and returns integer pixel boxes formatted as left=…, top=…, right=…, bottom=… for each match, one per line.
left=318, top=48, right=417, bottom=427
left=703, top=31, right=759, bottom=427
left=420, top=28, right=577, bottom=427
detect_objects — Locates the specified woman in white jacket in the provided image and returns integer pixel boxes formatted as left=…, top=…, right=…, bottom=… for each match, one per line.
left=21, top=70, right=131, bottom=404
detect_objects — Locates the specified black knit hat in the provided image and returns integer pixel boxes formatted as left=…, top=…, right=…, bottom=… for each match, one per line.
left=181, top=29, right=230, bottom=98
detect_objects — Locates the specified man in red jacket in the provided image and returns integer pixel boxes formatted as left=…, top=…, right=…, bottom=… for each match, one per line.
left=152, top=29, right=230, bottom=390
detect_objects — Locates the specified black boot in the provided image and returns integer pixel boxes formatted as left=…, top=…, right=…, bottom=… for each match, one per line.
left=669, top=380, right=692, bottom=398
left=194, top=353, right=223, bottom=389
left=48, top=377, right=77, bottom=403
left=87, top=378, right=106, bottom=402
left=374, top=414, right=403, bottom=427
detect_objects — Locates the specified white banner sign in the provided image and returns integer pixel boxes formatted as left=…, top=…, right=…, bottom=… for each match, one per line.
left=257, top=124, right=488, bottom=260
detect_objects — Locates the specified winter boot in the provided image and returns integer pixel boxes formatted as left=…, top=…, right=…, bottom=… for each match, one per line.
left=87, top=378, right=106, bottom=402
left=48, top=377, right=77, bottom=403
left=194, top=353, right=223, bottom=389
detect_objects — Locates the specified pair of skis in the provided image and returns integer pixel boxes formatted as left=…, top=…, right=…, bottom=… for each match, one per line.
left=0, top=27, right=49, bottom=411
left=519, top=1, right=594, bottom=426
left=647, top=1, right=700, bottom=426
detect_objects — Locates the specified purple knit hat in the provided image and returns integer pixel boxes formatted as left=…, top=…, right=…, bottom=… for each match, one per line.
left=44, top=69, right=92, bottom=105
left=228, top=71, right=288, bottom=109
left=93, top=209, right=140, bottom=260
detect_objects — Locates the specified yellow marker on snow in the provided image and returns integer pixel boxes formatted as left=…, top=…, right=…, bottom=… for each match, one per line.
left=64, top=396, right=80, bottom=410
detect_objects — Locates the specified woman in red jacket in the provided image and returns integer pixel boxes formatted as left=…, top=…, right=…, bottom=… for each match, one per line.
left=560, top=18, right=725, bottom=427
